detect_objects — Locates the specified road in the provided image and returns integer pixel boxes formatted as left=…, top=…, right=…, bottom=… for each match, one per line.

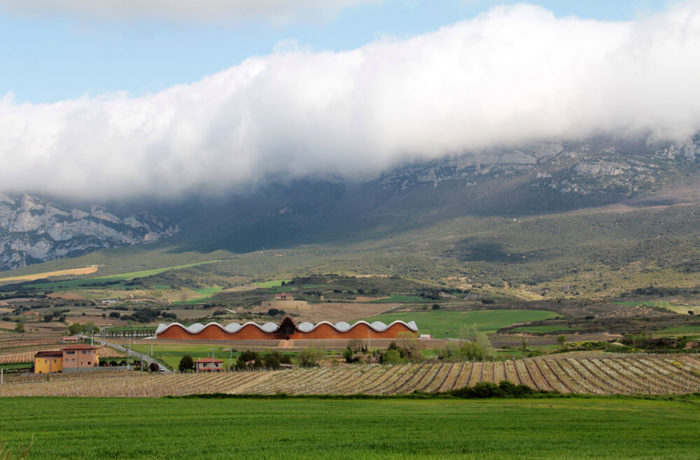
left=84, top=335, right=173, bottom=374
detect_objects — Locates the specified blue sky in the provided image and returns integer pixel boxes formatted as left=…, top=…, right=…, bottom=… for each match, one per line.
left=0, top=0, right=669, bottom=103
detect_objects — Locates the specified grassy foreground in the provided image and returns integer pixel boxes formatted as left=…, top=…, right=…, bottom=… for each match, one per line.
left=1, top=397, right=699, bottom=459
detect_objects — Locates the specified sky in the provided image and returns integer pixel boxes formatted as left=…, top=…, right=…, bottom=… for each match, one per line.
left=1, top=0, right=698, bottom=200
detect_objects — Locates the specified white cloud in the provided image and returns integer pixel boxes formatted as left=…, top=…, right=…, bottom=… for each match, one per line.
left=0, top=0, right=378, bottom=23
left=2, top=2, right=700, bottom=199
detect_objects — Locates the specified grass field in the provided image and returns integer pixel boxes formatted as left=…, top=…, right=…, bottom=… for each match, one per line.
left=0, top=397, right=698, bottom=459
left=362, top=310, right=559, bottom=338
left=370, top=294, right=428, bottom=303
left=173, top=286, right=223, bottom=305
left=131, top=344, right=240, bottom=369
left=24, top=261, right=219, bottom=291
left=254, top=280, right=291, bottom=288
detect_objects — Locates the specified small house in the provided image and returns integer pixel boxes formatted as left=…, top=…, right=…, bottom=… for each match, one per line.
left=61, top=344, right=99, bottom=372
left=195, top=358, right=223, bottom=372
left=274, top=293, right=294, bottom=301
left=34, top=351, right=63, bottom=374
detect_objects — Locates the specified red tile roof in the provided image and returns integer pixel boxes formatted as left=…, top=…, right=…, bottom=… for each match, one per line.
left=35, top=351, right=62, bottom=358
left=195, top=358, right=223, bottom=363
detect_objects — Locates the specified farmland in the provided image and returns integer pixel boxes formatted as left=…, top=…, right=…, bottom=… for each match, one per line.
left=0, top=266, right=98, bottom=283
left=1, top=354, right=698, bottom=397
left=361, top=310, right=559, bottom=338
left=0, top=397, right=699, bottom=459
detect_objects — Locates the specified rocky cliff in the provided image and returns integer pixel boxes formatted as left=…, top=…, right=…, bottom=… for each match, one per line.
left=0, top=194, right=177, bottom=270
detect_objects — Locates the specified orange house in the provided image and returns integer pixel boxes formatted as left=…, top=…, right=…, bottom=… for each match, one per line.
left=34, top=344, right=99, bottom=374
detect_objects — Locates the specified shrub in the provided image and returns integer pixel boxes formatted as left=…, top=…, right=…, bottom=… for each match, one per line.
left=343, top=347, right=357, bottom=363
left=149, top=362, right=160, bottom=372
left=298, top=348, right=322, bottom=368
left=14, top=322, right=25, bottom=333
left=380, top=348, right=404, bottom=364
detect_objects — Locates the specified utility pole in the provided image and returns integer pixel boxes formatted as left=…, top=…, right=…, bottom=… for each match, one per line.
left=1, top=368, right=3, bottom=385
left=212, top=348, right=215, bottom=372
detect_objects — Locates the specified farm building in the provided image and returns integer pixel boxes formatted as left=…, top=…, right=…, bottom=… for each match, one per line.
left=155, top=316, right=418, bottom=341
left=34, top=351, right=63, bottom=374
left=260, top=293, right=308, bottom=308
left=195, top=358, right=223, bottom=372
left=34, top=344, right=100, bottom=374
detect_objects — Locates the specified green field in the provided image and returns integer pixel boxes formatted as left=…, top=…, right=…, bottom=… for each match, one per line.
left=511, top=325, right=575, bottom=334
left=1, top=397, right=699, bottom=459
left=362, top=310, right=559, bottom=338
left=173, top=286, right=223, bottom=305
left=370, top=294, right=429, bottom=303
left=254, top=279, right=291, bottom=288
left=650, top=325, right=700, bottom=337
left=24, top=261, right=219, bottom=291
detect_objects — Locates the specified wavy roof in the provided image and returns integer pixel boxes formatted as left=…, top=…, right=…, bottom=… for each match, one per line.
left=155, top=320, right=418, bottom=336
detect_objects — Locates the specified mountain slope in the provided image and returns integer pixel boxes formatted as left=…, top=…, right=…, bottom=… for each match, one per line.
left=0, top=194, right=177, bottom=270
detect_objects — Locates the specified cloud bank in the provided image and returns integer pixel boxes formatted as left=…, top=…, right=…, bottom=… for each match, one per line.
left=0, top=0, right=376, bottom=24
left=3, top=2, right=700, bottom=200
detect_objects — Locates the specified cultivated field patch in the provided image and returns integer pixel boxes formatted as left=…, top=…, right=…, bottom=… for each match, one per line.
left=0, top=266, right=98, bottom=283
left=0, top=397, right=698, bottom=459
left=361, top=310, right=559, bottom=339
left=1, top=355, right=697, bottom=397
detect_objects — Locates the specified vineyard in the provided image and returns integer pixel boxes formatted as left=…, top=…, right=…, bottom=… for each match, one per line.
left=0, top=346, right=123, bottom=364
left=1, top=354, right=698, bottom=397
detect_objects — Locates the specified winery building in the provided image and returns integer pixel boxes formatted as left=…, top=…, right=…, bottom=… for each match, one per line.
left=155, top=316, right=418, bottom=341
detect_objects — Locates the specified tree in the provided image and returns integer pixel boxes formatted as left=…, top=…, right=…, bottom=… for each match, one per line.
left=14, top=321, right=25, bottom=333
left=108, top=312, right=120, bottom=319
left=178, top=355, right=194, bottom=373
left=476, top=333, right=494, bottom=359
left=149, top=362, right=160, bottom=372
left=459, top=323, right=479, bottom=343
left=67, top=323, right=83, bottom=335
left=43, top=314, right=53, bottom=322
left=262, top=352, right=282, bottom=369
left=235, top=350, right=260, bottom=369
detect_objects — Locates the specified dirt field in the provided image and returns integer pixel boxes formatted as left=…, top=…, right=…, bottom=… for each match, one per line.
left=251, top=302, right=400, bottom=322
left=0, top=266, right=98, bottom=283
